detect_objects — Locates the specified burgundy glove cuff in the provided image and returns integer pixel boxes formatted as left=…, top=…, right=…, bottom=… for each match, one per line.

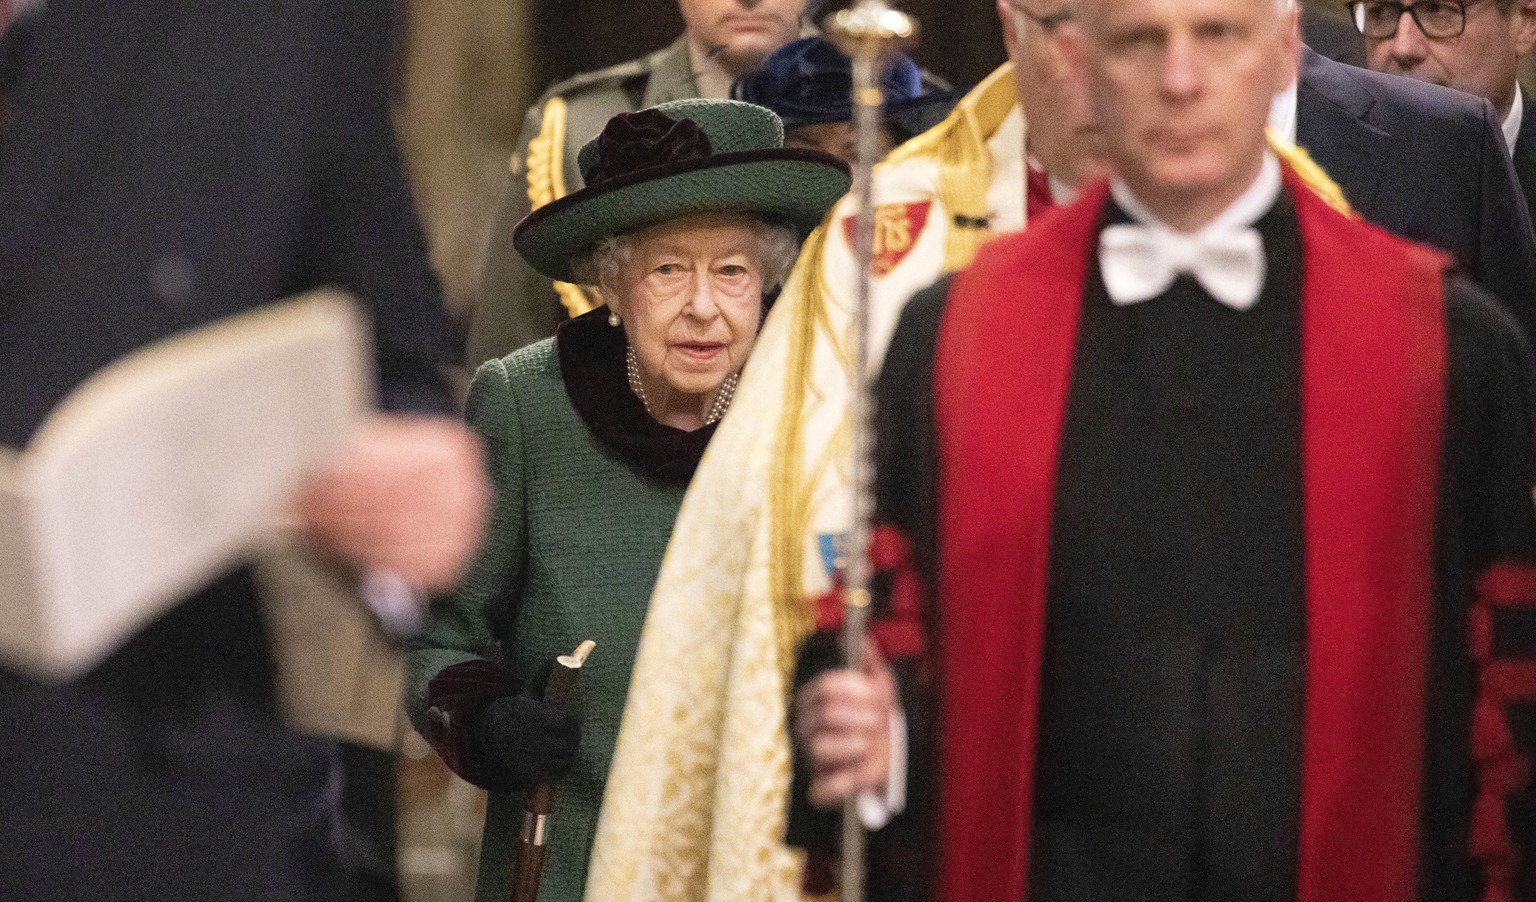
left=423, top=659, right=516, bottom=784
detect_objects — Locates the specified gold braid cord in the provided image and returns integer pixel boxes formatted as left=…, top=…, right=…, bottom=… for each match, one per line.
left=526, top=96, right=601, bottom=317
left=762, top=69, right=1024, bottom=674
left=1268, top=129, right=1355, bottom=216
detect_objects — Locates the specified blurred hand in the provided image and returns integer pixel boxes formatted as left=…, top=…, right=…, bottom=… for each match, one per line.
left=295, top=414, right=489, bottom=592
left=793, top=640, right=897, bottom=809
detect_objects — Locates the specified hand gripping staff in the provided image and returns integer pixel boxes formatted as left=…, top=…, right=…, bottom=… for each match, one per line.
left=508, top=640, right=596, bottom=902
left=826, top=5, right=917, bottom=902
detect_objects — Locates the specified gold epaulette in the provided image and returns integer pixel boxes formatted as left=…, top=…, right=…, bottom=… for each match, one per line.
left=525, top=97, right=601, bottom=317
left=885, top=64, right=1019, bottom=273
left=1268, top=129, right=1354, bottom=217
left=525, top=97, right=567, bottom=203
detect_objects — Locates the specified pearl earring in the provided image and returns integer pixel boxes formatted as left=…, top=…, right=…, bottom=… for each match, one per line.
left=608, top=311, right=622, bottom=327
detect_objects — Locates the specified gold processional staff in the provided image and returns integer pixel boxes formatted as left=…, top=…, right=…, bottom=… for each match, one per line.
left=826, top=4, right=918, bottom=902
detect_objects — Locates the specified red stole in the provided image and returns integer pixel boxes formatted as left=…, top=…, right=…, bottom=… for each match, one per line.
left=931, top=169, right=1450, bottom=902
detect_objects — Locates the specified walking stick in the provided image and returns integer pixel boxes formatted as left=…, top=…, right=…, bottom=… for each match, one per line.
left=508, top=639, right=596, bottom=902
left=826, top=5, right=917, bottom=902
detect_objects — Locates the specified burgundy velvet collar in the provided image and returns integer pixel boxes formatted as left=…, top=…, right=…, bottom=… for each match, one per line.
left=556, top=307, right=715, bottom=487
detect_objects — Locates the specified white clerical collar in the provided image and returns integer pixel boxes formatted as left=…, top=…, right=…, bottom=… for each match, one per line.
left=1268, top=80, right=1299, bottom=145
left=1504, top=83, right=1524, bottom=157
left=687, top=40, right=736, bottom=100
left=1111, top=152, right=1283, bottom=237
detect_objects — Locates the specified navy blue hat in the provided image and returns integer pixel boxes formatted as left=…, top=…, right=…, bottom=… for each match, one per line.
left=731, top=37, right=953, bottom=142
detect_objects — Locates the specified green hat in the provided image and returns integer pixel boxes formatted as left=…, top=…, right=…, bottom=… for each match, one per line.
left=513, top=99, right=852, bottom=284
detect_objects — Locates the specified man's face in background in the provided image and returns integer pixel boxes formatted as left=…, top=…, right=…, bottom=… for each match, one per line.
left=1000, top=0, right=1109, bottom=187
left=680, top=0, right=808, bottom=76
left=1361, top=0, right=1536, bottom=116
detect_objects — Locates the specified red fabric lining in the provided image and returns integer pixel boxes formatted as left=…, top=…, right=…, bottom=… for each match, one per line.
left=1479, top=563, right=1536, bottom=606
left=931, top=170, right=1448, bottom=902
left=1470, top=562, right=1536, bottom=902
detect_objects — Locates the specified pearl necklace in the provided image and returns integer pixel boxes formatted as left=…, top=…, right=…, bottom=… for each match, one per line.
left=626, top=345, right=738, bottom=426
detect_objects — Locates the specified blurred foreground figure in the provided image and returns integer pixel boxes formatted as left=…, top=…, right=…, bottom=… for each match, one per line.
left=0, top=1, right=487, bottom=900
left=794, top=0, right=1536, bottom=900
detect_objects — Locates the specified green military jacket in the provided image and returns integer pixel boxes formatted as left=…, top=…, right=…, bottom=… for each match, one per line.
left=467, top=37, right=700, bottom=366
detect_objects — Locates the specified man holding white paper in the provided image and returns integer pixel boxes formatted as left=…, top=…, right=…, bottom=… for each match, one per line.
left=0, top=0, right=489, bottom=900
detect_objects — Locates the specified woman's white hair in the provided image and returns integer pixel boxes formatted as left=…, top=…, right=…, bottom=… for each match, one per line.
left=569, top=218, right=802, bottom=296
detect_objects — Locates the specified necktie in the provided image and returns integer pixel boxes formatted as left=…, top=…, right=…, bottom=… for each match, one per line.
left=1098, top=223, right=1266, bottom=311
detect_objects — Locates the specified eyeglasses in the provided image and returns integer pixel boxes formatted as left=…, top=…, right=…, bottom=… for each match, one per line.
left=1004, top=0, right=1075, bottom=33
left=1346, top=0, right=1487, bottom=40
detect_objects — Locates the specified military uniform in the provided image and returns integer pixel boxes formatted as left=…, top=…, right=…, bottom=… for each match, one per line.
left=467, top=37, right=701, bottom=366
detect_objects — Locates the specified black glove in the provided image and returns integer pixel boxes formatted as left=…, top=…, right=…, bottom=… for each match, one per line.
left=466, top=692, right=582, bottom=793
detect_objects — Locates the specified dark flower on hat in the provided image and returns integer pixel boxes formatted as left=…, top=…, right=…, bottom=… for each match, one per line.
left=584, top=109, right=715, bottom=187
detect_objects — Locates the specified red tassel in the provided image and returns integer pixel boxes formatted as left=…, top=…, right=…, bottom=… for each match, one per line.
left=810, top=526, right=928, bottom=661
left=815, top=583, right=846, bottom=632
left=870, top=526, right=926, bottom=660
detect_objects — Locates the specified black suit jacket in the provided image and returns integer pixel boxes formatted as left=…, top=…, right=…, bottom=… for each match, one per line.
left=0, top=1, right=455, bottom=440
left=1297, top=48, right=1536, bottom=340
left=0, top=2, right=456, bottom=899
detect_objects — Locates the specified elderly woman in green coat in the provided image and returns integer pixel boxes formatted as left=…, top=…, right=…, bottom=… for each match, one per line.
left=405, top=99, right=849, bottom=902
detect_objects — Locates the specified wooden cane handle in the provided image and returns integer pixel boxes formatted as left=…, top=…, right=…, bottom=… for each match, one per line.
left=508, top=641, right=595, bottom=902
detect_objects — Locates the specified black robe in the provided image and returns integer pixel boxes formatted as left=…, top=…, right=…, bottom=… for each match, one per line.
left=791, top=192, right=1536, bottom=901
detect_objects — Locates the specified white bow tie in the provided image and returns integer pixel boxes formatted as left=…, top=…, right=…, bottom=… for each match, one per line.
left=1098, top=223, right=1267, bottom=311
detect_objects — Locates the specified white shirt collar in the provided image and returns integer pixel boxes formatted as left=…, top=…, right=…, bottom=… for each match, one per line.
left=1504, top=83, right=1524, bottom=157
left=1268, top=80, right=1299, bottom=145
left=1111, top=151, right=1283, bottom=237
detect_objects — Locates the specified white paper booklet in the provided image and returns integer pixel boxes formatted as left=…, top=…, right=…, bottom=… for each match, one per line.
left=0, top=290, right=373, bottom=681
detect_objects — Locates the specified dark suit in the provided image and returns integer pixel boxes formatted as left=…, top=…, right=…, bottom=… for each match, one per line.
left=1297, top=48, right=1536, bottom=339
left=1512, top=100, right=1536, bottom=235
left=0, top=1, right=457, bottom=899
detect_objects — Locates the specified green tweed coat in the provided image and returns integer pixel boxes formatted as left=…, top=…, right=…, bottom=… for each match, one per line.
left=405, top=338, right=686, bottom=902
